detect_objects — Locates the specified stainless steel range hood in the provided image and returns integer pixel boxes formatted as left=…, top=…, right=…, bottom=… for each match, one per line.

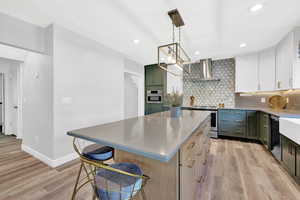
left=191, top=59, right=220, bottom=81
left=200, top=59, right=213, bottom=80
left=185, top=58, right=220, bottom=81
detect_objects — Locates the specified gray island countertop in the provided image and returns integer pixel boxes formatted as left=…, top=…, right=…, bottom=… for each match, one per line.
left=67, top=110, right=210, bottom=162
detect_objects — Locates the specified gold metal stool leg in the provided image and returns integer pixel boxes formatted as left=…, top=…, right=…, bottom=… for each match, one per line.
left=141, top=188, right=147, bottom=200
left=71, top=162, right=83, bottom=200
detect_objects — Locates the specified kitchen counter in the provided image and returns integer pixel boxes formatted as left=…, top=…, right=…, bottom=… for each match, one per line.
left=183, top=106, right=300, bottom=118
left=67, top=110, right=210, bottom=162
left=219, top=107, right=300, bottom=118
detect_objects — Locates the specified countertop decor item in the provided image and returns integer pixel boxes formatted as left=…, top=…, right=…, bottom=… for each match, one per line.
left=165, top=90, right=183, bottom=117
left=268, top=95, right=288, bottom=109
left=189, top=95, right=195, bottom=106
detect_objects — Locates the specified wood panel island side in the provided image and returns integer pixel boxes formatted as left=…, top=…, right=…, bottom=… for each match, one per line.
left=67, top=110, right=211, bottom=200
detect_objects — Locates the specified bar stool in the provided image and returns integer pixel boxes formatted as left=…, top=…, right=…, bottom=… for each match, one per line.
left=81, top=155, right=150, bottom=200
left=71, top=138, right=114, bottom=200
left=71, top=138, right=149, bottom=200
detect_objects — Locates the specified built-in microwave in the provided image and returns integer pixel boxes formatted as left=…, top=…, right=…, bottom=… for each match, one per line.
left=147, top=90, right=163, bottom=104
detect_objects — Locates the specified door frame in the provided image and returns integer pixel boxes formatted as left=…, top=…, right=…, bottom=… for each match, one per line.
left=0, top=60, right=23, bottom=138
left=124, top=70, right=144, bottom=117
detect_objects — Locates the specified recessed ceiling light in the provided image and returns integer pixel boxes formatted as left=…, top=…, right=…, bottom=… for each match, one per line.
left=240, top=43, right=247, bottom=48
left=195, top=51, right=200, bottom=55
left=133, top=39, right=140, bottom=44
left=250, top=4, right=263, bottom=12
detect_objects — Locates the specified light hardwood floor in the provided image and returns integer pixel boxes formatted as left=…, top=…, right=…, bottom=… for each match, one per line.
left=1, top=136, right=300, bottom=200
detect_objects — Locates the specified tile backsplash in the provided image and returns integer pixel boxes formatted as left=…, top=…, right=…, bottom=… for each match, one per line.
left=183, top=58, right=235, bottom=107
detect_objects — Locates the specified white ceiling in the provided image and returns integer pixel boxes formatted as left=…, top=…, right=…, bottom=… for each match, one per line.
left=0, top=0, right=300, bottom=65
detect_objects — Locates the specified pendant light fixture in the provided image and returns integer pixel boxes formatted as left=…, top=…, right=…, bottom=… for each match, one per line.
left=158, top=9, right=191, bottom=76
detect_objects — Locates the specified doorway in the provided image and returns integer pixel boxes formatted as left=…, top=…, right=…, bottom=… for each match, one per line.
left=0, top=58, right=22, bottom=138
left=124, top=71, right=144, bottom=119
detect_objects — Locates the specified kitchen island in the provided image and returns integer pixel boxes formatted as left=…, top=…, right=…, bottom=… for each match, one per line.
left=67, top=110, right=211, bottom=200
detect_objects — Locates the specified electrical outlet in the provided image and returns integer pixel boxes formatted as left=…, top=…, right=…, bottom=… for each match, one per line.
left=261, top=98, right=266, bottom=103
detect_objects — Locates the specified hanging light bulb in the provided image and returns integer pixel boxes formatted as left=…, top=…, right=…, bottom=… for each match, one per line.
left=157, top=9, right=191, bottom=76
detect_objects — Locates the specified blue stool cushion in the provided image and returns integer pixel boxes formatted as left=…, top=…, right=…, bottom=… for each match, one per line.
left=82, top=144, right=114, bottom=161
left=95, top=162, right=143, bottom=200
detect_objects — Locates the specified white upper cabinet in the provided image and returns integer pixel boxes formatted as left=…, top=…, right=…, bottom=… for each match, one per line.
left=292, top=27, right=300, bottom=89
left=276, top=32, right=294, bottom=90
left=258, top=47, right=276, bottom=91
left=235, top=53, right=259, bottom=92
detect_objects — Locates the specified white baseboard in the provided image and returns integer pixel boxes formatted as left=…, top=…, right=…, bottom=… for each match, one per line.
left=21, top=144, right=78, bottom=168
left=52, top=152, right=78, bottom=167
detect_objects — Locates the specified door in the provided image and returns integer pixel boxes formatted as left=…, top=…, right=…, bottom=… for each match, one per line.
left=11, top=70, right=18, bottom=135
left=281, top=135, right=296, bottom=176
left=218, top=110, right=246, bottom=138
left=0, top=73, right=3, bottom=133
left=259, top=47, right=276, bottom=91
left=235, top=53, right=259, bottom=92
left=259, top=112, right=270, bottom=149
left=297, top=145, right=300, bottom=180
left=276, top=32, right=293, bottom=90
left=246, top=111, right=258, bottom=139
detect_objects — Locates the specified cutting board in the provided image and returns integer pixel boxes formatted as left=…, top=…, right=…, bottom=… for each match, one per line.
left=268, top=95, right=287, bottom=109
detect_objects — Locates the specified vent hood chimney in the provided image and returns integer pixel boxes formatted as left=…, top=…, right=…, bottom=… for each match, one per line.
left=194, top=59, right=220, bottom=81
left=200, top=59, right=213, bottom=80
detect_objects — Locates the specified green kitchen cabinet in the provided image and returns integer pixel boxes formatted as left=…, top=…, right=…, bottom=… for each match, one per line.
left=246, top=111, right=258, bottom=139
left=281, top=135, right=296, bottom=176
left=218, top=109, right=246, bottom=138
left=145, top=103, right=164, bottom=115
left=259, top=112, right=270, bottom=149
left=145, top=64, right=165, bottom=86
left=297, top=146, right=300, bottom=180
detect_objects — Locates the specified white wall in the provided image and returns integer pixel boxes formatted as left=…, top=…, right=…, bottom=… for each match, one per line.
left=0, top=23, right=145, bottom=166
left=0, top=12, right=45, bottom=53
left=21, top=51, right=53, bottom=158
left=52, top=25, right=125, bottom=159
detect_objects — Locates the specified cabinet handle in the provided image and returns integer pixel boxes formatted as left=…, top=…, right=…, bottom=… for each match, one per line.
left=197, top=176, right=203, bottom=183
left=277, top=81, right=281, bottom=89
left=235, top=120, right=243, bottom=122
left=187, top=142, right=196, bottom=150
left=187, top=159, right=196, bottom=168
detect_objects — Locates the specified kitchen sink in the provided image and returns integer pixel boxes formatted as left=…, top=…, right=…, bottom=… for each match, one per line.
left=280, top=118, right=300, bottom=145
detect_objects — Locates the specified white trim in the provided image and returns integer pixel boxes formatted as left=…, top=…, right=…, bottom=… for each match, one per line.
left=52, top=152, right=78, bottom=167
left=16, top=63, right=23, bottom=139
left=21, top=144, right=78, bottom=168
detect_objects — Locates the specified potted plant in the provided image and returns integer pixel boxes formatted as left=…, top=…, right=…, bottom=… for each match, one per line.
left=165, top=90, right=183, bottom=118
